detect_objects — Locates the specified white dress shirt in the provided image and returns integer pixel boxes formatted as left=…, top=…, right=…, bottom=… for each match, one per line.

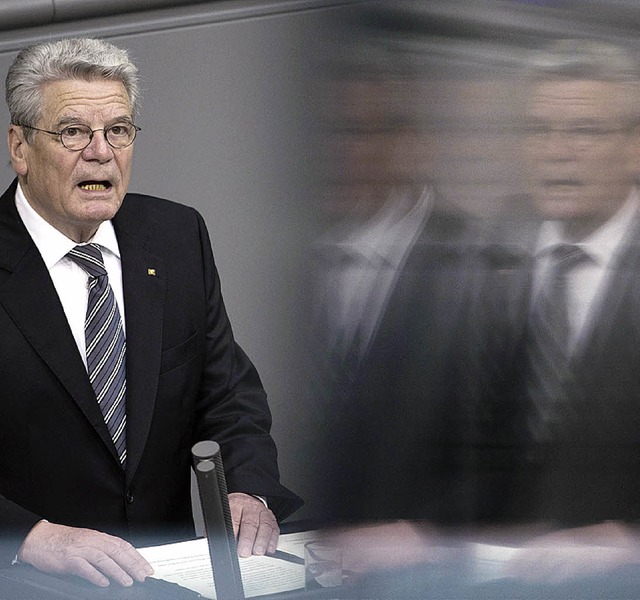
left=15, top=183, right=125, bottom=369
left=315, top=184, right=433, bottom=361
left=532, top=188, right=639, bottom=351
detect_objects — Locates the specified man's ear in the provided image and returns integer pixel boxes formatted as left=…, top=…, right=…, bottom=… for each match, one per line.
left=8, top=125, right=28, bottom=176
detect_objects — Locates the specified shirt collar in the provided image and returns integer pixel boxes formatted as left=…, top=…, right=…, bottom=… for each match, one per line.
left=535, top=187, right=640, bottom=267
left=317, top=185, right=433, bottom=268
left=15, top=182, right=121, bottom=269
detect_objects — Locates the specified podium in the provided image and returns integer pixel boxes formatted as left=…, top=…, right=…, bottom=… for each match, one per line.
left=0, top=565, right=202, bottom=599
left=0, top=564, right=353, bottom=600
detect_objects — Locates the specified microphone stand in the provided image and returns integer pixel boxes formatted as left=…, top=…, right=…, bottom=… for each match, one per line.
left=192, top=440, right=245, bottom=600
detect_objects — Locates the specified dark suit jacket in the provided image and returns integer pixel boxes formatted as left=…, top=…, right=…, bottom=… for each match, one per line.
left=475, top=215, right=640, bottom=526
left=312, top=210, right=481, bottom=524
left=0, top=180, right=301, bottom=564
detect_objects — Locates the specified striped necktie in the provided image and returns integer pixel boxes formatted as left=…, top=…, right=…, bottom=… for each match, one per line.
left=526, top=243, right=589, bottom=442
left=68, top=244, right=127, bottom=466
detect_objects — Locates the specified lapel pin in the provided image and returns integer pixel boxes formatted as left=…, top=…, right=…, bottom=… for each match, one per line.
left=147, top=268, right=156, bottom=276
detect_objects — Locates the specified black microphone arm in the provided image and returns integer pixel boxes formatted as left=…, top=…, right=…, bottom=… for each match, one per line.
left=192, top=440, right=245, bottom=600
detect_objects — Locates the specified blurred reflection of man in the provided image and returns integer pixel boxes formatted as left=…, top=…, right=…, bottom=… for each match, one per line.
left=493, top=39, right=640, bottom=523
left=467, top=38, right=640, bottom=584
left=324, top=40, right=640, bottom=594
left=310, top=48, right=473, bottom=524
left=313, top=67, right=436, bottom=382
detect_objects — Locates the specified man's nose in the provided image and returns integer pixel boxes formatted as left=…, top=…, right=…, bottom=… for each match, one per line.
left=81, top=129, right=113, bottom=161
left=544, top=130, right=581, bottom=160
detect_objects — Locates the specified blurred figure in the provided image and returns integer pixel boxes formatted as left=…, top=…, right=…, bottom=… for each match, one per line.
left=312, top=43, right=437, bottom=382
left=432, top=37, right=640, bottom=589
left=485, top=38, right=640, bottom=528
left=317, top=37, right=640, bottom=597
left=308, top=36, right=475, bottom=525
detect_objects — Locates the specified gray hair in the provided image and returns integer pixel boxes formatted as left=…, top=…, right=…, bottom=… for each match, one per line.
left=6, top=38, right=140, bottom=142
left=526, top=39, right=640, bottom=121
left=529, top=39, right=640, bottom=83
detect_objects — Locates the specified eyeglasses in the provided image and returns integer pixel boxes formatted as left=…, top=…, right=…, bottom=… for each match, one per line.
left=14, top=122, right=141, bottom=151
left=522, top=122, right=636, bottom=149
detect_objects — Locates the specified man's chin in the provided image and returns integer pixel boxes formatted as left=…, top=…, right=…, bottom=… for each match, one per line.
left=72, top=198, right=123, bottom=232
left=533, top=196, right=588, bottom=222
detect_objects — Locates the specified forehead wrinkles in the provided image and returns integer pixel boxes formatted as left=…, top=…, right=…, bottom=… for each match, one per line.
left=529, top=80, right=628, bottom=118
left=42, top=82, right=131, bottom=124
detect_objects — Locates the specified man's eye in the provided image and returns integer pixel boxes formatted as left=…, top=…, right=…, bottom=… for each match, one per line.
left=109, top=125, right=128, bottom=136
left=63, top=126, right=84, bottom=137
left=573, top=127, right=602, bottom=135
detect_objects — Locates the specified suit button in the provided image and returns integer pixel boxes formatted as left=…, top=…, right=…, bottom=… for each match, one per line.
left=126, top=489, right=134, bottom=504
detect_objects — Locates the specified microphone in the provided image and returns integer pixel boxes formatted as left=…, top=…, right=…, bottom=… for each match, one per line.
left=192, top=440, right=245, bottom=600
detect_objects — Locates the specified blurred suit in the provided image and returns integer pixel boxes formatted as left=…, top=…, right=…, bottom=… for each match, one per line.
left=312, top=185, right=433, bottom=382
left=476, top=199, right=640, bottom=526
left=312, top=200, right=477, bottom=524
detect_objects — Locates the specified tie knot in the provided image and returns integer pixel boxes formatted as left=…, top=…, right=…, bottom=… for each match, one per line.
left=68, top=243, right=107, bottom=278
left=550, top=243, right=589, bottom=273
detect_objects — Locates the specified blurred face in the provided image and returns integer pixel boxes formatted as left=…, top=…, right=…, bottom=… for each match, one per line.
left=324, top=127, right=404, bottom=220
left=8, top=78, right=134, bottom=242
left=322, top=78, right=420, bottom=223
left=523, top=78, right=640, bottom=238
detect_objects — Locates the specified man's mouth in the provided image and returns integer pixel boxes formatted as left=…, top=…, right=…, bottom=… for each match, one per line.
left=78, top=180, right=112, bottom=191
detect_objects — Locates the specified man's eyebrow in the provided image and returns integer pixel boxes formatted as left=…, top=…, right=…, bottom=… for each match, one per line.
left=56, top=115, right=134, bottom=127
left=56, top=116, right=85, bottom=127
left=525, top=117, right=613, bottom=126
left=565, top=118, right=610, bottom=125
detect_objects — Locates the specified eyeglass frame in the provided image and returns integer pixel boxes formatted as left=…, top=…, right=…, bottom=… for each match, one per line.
left=521, top=119, right=640, bottom=151
left=12, top=122, right=141, bottom=151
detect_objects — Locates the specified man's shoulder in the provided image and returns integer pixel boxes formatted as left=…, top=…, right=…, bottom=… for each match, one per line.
left=116, top=192, right=204, bottom=230
left=120, top=191, right=200, bottom=217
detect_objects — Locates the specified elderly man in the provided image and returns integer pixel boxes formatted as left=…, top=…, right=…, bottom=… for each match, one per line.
left=0, top=38, right=301, bottom=588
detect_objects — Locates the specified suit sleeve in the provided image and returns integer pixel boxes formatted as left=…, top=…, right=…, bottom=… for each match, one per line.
left=191, top=211, right=302, bottom=521
left=0, top=495, right=41, bottom=566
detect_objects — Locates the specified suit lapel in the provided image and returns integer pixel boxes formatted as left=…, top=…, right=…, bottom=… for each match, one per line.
left=0, top=181, right=117, bottom=456
left=113, top=206, right=166, bottom=482
left=0, top=183, right=168, bottom=474
left=572, top=213, right=640, bottom=361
